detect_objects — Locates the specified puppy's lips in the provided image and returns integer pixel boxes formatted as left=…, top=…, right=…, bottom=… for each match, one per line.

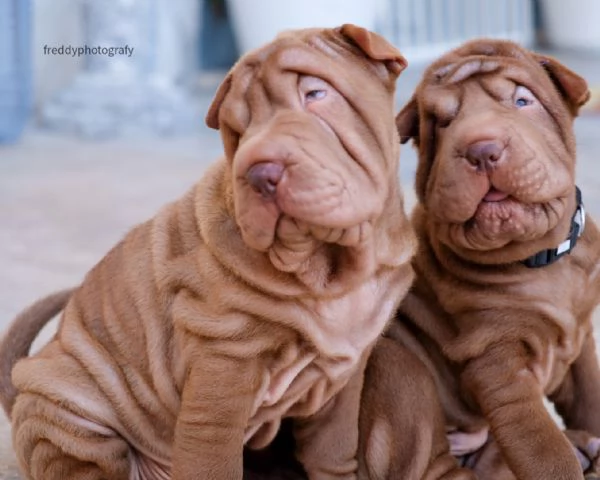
left=474, top=194, right=521, bottom=220
left=482, top=187, right=509, bottom=202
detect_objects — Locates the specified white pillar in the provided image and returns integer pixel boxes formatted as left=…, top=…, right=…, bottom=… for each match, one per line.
left=42, top=0, right=198, bottom=138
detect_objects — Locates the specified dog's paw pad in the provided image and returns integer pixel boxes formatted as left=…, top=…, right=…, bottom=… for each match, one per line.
left=587, top=438, right=600, bottom=459
left=575, top=448, right=593, bottom=472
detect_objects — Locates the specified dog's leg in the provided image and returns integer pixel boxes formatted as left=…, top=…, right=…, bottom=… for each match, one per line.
left=462, top=342, right=582, bottom=480
left=293, top=355, right=367, bottom=480
left=550, top=333, right=600, bottom=477
left=463, top=432, right=600, bottom=480
left=358, top=338, right=474, bottom=480
left=551, top=332, right=600, bottom=434
left=562, top=430, right=600, bottom=479
left=172, top=340, right=261, bottom=480
left=461, top=437, right=516, bottom=480
left=11, top=394, right=131, bottom=480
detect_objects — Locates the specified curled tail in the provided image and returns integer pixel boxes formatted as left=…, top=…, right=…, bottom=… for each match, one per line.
left=0, top=288, right=74, bottom=418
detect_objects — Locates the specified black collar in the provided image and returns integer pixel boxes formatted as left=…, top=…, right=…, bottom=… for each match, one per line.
left=523, top=187, right=585, bottom=268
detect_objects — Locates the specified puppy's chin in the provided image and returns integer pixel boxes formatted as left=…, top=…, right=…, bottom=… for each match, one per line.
left=435, top=196, right=567, bottom=260
left=236, top=190, right=374, bottom=248
left=269, top=218, right=373, bottom=272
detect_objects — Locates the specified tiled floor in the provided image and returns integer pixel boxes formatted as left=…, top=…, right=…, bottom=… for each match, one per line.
left=1, top=48, right=600, bottom=477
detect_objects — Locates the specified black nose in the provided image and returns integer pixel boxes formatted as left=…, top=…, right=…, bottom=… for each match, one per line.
left=465, top=140, right=505, bottom=170
left=246, top=162, right=284, bottom=198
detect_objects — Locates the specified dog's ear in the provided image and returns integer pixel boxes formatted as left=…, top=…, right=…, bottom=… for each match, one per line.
left=339, top=24, right=407, bottom=77
left=205, top=73, right=233, bottom=130
left=395, top=96, right=419, bottom=145
left=396, top=96, right=431, bottom=204
left=534, top=54, right=590, bottom=115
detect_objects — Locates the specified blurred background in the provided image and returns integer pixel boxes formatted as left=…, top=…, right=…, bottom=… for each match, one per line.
left=1, top=1, right=600, bottom=476
left=2, top=0, right=600, bottom=143
left=1, top=0, right=600, bottom=329
left=2, top=0, right=600, bottom=336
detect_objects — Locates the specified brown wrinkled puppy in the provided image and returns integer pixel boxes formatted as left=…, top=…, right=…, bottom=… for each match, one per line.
left=393, top=39, right=600, bottom=480
left=0, top=25, right=417, bottom=480
left=3, top=292, right=474, bottom=480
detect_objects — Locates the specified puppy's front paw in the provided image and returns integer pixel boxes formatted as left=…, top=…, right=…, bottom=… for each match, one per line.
left=565, top=429, right=600, bottom=476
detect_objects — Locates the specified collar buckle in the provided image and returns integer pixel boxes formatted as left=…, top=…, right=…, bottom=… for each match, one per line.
left=523, top=187, right=585, bottom=269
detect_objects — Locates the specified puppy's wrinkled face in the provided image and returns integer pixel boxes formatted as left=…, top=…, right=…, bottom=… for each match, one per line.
left=425, top=61, right=574, bottom=252
left=206, top=26, right=406, bottom=270
left=397, top=40, right=589, bottom=261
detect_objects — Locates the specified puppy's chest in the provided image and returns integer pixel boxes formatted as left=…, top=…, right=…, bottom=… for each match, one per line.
left=305, top=282, right=397, bottom=355
left=250, top=341, right=351, bottom=423
left=447, top=278, right=591, bottom=389
left=244, top=281, right=399, bottom=443
left=244, top=340, right=362, bottom=448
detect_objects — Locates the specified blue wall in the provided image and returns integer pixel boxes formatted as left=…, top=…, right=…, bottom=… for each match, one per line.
left=200, top=0, right=238, bottom=70
left=0, top=0, right=32, bottom=143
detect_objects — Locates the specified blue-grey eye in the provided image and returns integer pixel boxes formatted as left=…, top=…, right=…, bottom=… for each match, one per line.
left=305, top=90, right=327, bottom=102
left=515, top=97, right=530, bottom=108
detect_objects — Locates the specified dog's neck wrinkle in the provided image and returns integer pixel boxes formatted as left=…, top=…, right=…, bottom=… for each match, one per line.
left=292, top=185, right=415, bottom=296
left=197, top=161, right=411, bottom=298
left=268, top=238, right=341, bottom=294
left=267, top=183, right=410, bottom=295
left=195, top=162, right=307, bottom=298
left=295, top=244, right=349, bottom=294
left=195, top=163, right=378, bottom=299
left=268, top=227, right=379, bottom=297
left=413, top=201, right=578, bottom=288
left=419, top=195, right=575, bottom=269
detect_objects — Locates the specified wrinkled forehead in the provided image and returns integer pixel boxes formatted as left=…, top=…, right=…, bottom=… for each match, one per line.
left=222, top=28, right=389, bottom=130
left=418, top=45, right=566, bottom=115
left=233, top=27, right=385, bottom=90
left=425, top=53, right=542, bottom=92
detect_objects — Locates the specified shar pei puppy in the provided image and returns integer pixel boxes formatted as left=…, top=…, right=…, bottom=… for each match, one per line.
left=392, top=39, right=600, bottom=480
left=0, top=25, right=417, bottom=480
left=3, top=291, right=475, bottom=480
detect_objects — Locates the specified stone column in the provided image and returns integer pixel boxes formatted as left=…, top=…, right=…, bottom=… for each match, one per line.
left=42, top=0, right=198, bottom=138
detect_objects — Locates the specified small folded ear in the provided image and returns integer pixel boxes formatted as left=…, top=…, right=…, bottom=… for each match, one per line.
left=534, top=53, right=590, bottom=115
left=395, top=96, right=419, bottom=145
left=339, top=24, right=407, bottom=77
left=205, top=73, right=233, bottom=130
left=396, top=96, right=430, bottom=203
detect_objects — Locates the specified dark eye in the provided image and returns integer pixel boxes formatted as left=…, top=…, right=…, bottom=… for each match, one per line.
left=305, top=89, right=327, bottom=102
left=515, top=97, right=531, bottom=108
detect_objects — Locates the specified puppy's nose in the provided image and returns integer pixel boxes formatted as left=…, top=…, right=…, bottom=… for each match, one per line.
left=246, top=162, right=284, bottom=198
left=465, top=140, right=505, bottom=170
